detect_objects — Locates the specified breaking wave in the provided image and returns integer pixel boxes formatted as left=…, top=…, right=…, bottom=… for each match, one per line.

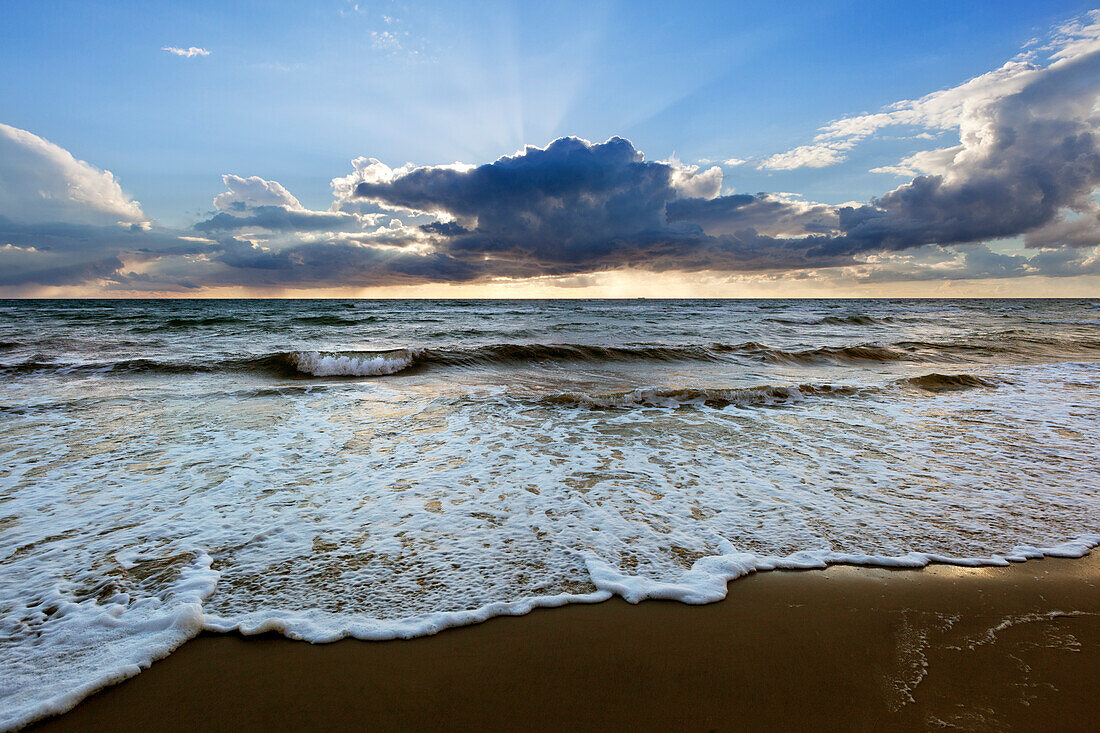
left=286, top=350, right=416, bottom=377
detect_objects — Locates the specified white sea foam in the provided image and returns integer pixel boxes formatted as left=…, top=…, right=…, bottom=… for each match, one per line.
left=0, top=554, right=217, bottom=731
left=1, top=357, right=1098, bottom=729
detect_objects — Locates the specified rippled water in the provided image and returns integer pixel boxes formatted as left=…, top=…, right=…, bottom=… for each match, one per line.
left=1, top=298, right=1098, bottom=729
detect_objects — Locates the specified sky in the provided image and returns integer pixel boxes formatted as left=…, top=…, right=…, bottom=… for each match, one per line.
left=1, top=0, right=1099, bottom=297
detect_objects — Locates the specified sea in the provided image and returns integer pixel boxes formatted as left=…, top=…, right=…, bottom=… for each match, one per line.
left=1, top=298, right=1098, bottom=728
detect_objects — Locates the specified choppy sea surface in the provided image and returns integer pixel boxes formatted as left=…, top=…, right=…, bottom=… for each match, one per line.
left=1, top=298, right=1098, bottom=728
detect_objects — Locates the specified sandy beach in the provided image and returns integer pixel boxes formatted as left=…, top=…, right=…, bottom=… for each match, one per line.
left=29, top=552, right=1099, bottom=732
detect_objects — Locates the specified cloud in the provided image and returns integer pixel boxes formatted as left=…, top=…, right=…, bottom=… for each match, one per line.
left=194, top=207, right=364, bottom=234
left=0, top=123, right=145, bottom=226
left=351, top=136, right=730, bottom=274
left=341, top=21, right=1100, bottom=280
left=367, top=21, right=426, bottom=60
left=330, top=156, right=471, bottom=216
left=213, top=175, right=303, bottom=213
left=162, top=46, right=210, bottom=58
left=762, top=61, right=1044, bottom=170
left=0, top=250, right=125, bottom=287
left=0, top=123, right=202, bottom=289
left=0, top=215, right=206, bottom=287
left=187, top=239, right=479, bottom=289
left=761, top=11, right=1100, bottom=171
left=841, top=244, right=1100, bottom=284
left=665, top=158, right=723, bottom=200
left=196, top=174, right=373, bottom=233
left=1023, top=203, right=1100, bottom=248
left=758, top=141, right=855, bottom=170
left=869, top=146, right=962, bottom=177
left=666, top=193, right=838, bottom=238
left=824, top=44, right=1100, bottom=257
left=371, top=31, right=403, bottom=52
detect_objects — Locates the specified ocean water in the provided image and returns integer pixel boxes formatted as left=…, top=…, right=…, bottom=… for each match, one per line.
left=1, top=298, right=1098, bottom=728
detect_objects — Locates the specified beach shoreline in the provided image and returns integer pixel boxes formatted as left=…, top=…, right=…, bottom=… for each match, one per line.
left=29, top=552, right=1100, bottom=732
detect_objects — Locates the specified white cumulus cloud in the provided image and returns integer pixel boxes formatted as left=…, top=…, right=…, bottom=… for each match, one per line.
left=162, top=46, right=210, bottom=58
left=213, top=175, right=304, bottom=214
left=0, top=122, right=146, bottom=225
left=664, top=158, right=723, bottom=200
left=758, top=141, right=855, bottom=171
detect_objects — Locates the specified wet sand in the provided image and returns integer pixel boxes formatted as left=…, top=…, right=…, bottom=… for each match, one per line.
left=32, top=553, right=1099, bottom=732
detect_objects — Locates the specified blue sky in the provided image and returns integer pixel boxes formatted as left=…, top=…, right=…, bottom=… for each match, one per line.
left=1, top=1, right=1099, bottom=296
left=2, top=0, right=1088, bottom=222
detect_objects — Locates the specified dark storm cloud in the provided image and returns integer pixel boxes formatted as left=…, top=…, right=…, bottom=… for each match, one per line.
left=418, top=220, right=470, bottom=236
left=355, top=136, right=698, bottom=262
left=667, top=194, right=839, bottom=237
left=352, top=136, right=836, bottom=274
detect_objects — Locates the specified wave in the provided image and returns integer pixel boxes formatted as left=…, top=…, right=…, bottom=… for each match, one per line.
left=129, top=314, right=381, bottom=331
left=161, top=316, right=244, bottom=327
left=291, top=315, right=376, bottom=326
left=532, top=371, right=999, bottom=410
left=895, top=334, right=1100, bottom=358
left=745, top=343, right=911, bottom=364
left=6, top=332, right=1099, bottom=379
left=428, top=343, right=724, bottom=365
left=128, top=316, right=249, bottom=332
left=767, top=314, right=890, bottom=326
left=538, top=383, right=864, bottom=409
left=286, top=351, right=415, bottom=377
left=0, top=357, right=210, bottom=376
left=283, top=342, right=919, bottom=376
left=0, top=352, right=419, bottom=378
left=272, top=343, right=733, bottom=377
left=901, top=373, right=1001, bottom=391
